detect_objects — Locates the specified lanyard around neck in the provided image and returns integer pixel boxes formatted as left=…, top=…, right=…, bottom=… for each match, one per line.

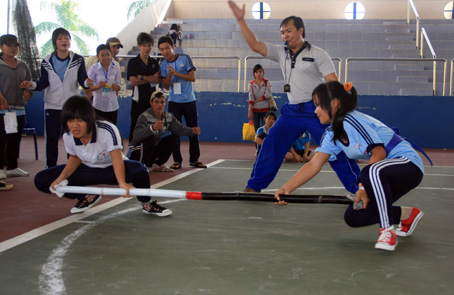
left=284, top=44, right=307, bottom=85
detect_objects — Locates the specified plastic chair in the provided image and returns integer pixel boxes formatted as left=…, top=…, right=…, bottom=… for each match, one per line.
left=22, top=122, right=38, bottom=160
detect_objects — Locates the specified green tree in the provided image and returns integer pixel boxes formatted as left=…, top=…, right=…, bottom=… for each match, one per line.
left=127, top=0, right=156, bottom=20
left=34, top=0, right=99, bottom=56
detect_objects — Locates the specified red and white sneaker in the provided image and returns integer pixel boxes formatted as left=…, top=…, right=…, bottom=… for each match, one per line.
left=396, top=207, right=424, bottom=237
left=375, top=226, right=398, bottom=251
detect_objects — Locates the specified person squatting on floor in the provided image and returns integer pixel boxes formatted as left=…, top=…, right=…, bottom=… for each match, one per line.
left=128, top=90, right=201, bottom=172
left=228, top=1, right=361, bottom=196
left=284, top=130, right=314, bottom=163
left=275, top=82, right=424, bottom=251
left=34, top=95, right=172, bottom=216
left=254, top=111, right=276, bottom=155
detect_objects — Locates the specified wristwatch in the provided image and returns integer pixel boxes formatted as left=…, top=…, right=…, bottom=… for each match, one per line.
left=140, top=75, right=144, bottom=80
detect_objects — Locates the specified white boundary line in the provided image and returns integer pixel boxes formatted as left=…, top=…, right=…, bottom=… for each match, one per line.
left=34, top=159, right=454, bottom=295
left=0, top=159, right=225, bottom=253
left=1, top=158, right=452, bottom=253
left=210, top=160, right=454, bottom=176
left=39, top=199, right=185, bottom=295
left=0, top=198, right=128, bottom=253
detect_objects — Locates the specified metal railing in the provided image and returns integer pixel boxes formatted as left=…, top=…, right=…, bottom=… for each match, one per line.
left=116, top=54, right=243, bottom=92
left=345, top=57, right=448, bottom=96
left=420, top=28, right=438, bottom=94
left=243, top=56, right=342, bottom=93
left=407, top=0, right=420, bottom=49
left=191, top=55, right=242, bottom=92
left=420, top=28, right=437, bottom=59
left=44, top=54, right=453, bottom=96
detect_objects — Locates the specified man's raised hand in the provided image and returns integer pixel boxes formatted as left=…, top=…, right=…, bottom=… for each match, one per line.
left=228, top=0, right=245, bottom=21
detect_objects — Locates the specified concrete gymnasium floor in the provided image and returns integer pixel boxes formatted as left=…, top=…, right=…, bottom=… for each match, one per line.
left=0, top=136, right=453, bottom=294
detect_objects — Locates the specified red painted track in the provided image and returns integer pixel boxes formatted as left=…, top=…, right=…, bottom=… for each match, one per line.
left=0, top=138, right=255, bottom=242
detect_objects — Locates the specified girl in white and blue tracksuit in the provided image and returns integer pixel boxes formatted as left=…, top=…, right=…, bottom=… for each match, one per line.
left=275, top=81, right=424, bottom=251
left=25, top=28, right=89, bottom=168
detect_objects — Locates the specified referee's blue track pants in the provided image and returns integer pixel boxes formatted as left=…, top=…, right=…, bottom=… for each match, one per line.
left=246, top=102, right=360, bottom=193
left=344, top=158, right=423, bottom=229
left=34, top=160, right=152, bottom=203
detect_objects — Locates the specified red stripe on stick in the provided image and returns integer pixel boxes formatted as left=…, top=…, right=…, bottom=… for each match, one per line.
left=186, top=192, right=202, bottom=200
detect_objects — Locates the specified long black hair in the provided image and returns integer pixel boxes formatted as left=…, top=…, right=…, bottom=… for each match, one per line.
left=61, top=95, right=97, bottom=134
left=312, top=81, right=358, bottom=143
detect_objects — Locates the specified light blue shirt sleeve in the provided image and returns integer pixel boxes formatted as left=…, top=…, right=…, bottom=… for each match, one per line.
left=256, top=126, right=265, bottom=136
left=165, top=55, right=196, bottom=103
left=160, top=60, right=169, bottom=78
left=316, top=129, right=342, bottom=161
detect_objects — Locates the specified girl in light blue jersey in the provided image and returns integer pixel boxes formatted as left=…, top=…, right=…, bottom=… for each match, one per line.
left=275, top=81, right=424, bottom=251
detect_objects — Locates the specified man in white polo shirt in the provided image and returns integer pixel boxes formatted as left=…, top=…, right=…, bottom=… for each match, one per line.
left=229, top=1, right=360, bottom=196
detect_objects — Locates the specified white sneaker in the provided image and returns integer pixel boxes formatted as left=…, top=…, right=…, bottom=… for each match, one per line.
left=0, top=170, right=6, bottom=180
left=151, top=163, right=174, bottom=172
left=6, top=168, right=29, bottom=177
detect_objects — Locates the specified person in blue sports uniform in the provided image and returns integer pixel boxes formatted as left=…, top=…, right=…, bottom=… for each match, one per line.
left=229, top=1, right=360, bottom=196
left=34, top=95, right=172, bottom=216
left=275, top=81, right=424, bottom=251
left=158, top=35, right=206, bottom=169
left=284, top=131, right=313, bottom=163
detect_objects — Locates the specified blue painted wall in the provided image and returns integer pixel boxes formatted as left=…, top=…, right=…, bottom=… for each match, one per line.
left=25, top=91, right=454, bottom=149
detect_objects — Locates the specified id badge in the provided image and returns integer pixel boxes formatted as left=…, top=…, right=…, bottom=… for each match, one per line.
left=102, top=84, right=111, bottom=96
left=173, top=82, right=182, bottom=95
left=284, top=84, right=291, bottom=93
left=4, top=111, right=18, bottom=134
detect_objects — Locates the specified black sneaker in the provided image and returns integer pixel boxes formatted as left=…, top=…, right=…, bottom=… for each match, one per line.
left=70, top=195, right=102, bottom=214
left=142, top=200, right=172, bottom=217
